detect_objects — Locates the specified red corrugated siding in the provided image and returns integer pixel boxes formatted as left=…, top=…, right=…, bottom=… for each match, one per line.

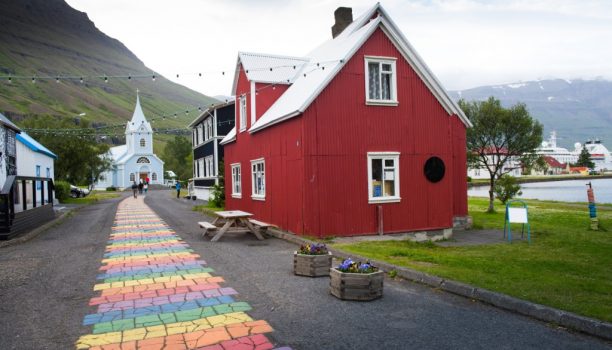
left=224, top=67, right=305, bottom=234
left=224, top=27, right=467, bottom=237
left=255, top=83, right=289, bottom=120
left=301, top=28, right=456, bottom=236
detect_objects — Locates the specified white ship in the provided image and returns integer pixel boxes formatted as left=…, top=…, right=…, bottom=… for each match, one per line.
left=536, top=131, right=577, bottom=164
left=537, top=131, right=612, bottom=172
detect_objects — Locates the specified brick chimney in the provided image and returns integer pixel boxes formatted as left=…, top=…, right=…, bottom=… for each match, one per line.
left=331, top=7, right=353, bottom=38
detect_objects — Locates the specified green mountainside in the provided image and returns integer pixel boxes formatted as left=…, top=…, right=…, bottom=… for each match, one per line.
left=0, top=0, right=217, bottom=152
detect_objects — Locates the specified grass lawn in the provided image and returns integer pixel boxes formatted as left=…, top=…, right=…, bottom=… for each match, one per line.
left=192, top=204, right=224, bottom=217
left=61, top=191, right=121, bottom=205
left=332, top=197, right=612, bottom=322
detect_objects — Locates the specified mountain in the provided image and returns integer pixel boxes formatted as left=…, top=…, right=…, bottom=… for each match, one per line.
left=0, top=0, right=218, bottom=150
left=449, top=79, right=612, bottom=148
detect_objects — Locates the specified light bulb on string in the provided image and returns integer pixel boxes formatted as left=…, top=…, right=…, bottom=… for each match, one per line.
left=32, top=76, right=36, bottom=83
left=176, top=74, right=179, bottom=78
left=56, top=77, right=60, bottom=83
left=80, top=77, right=84, bottom=83
left=198, top=73, right=202, bottom=77
left=7, top=76, right=11, bottom=84
left=152, top=75, right=156, bottom=81
left=128, top=75, right=131, bottom=80
left=104, top=76, right=108, bottom=83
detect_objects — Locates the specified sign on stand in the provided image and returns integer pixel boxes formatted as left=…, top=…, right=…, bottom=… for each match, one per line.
left=503, top=200, right=531, bottom=243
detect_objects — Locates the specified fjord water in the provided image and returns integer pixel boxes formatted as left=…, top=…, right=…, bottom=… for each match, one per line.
left=468, top=178, right=612, bottom=204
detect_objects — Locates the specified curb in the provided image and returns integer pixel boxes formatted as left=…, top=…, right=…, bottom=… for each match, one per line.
left=266, top=228, right=612, bottom=341
left=0, top=207, right=80, bottom=249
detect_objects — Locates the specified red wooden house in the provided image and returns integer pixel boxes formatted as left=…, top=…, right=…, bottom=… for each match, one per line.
left=221, top=4, right=472, bottom=237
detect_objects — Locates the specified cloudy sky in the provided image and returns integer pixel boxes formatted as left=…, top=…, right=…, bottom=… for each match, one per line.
left=65, top=0, right=612, bottom=97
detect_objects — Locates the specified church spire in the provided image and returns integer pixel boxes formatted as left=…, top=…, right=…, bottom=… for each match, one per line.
left=126, top=90, right=151, bottom=133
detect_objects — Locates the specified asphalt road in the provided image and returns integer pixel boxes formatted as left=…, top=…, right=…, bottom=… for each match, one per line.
left=0, top=189, right=609, bottom=349
left=145, top=190, right=611, bottom=350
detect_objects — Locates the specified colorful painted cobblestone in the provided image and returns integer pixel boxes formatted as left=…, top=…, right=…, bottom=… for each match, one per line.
left=76, top=197, right=280, bottom=350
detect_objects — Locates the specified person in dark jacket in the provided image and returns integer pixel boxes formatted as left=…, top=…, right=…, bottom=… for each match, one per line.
left=138, top=180, right=144, bottom=194
left=131, top=181, right=138, bottom=198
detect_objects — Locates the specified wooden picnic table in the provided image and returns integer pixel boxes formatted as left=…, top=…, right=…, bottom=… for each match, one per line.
left=207, top=210, right=265, bottom=242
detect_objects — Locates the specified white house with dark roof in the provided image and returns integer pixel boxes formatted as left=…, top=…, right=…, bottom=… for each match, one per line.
left=95, top=93, right=164, bottom=189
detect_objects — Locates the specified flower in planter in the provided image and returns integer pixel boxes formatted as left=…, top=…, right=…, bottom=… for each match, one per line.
left=298, top=243, right=328, bottom=255
left=337, top=258, right=378, bottom=273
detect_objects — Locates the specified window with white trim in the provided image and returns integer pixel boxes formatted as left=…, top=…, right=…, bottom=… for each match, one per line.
left=367, top=152, right=400, bottom=203
left=197, top=124, right=203, bottom=144
left=365, top=57, right=397, bottom=104
left=152, top=172, right=157, bottom=181
left=204, top=156, right=214, bottom=177
left=239, top=94, right=247, bottom=132
left=130, top=173, right=135, bottom=182
left=231, top=164, right=241, bottom=197
left=140, top=138, right=146, bottom=148
left=192, top=129, right=197, bottom=147
left=198, top=158, right=204, bottom=178
left=251, top=159, right=265, bottom=199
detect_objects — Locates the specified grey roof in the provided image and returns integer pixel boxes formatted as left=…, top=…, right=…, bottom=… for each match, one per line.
left=0, top=112, right=21, bottom=132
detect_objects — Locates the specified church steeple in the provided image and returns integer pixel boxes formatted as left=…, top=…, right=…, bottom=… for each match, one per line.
left=126, top=90, right=153, bottom=155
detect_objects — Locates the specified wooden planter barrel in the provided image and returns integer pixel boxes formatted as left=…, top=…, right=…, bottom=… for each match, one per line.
left=329, top=268, right=384, bottom=301
left=293, top=252, right=332, bottom=277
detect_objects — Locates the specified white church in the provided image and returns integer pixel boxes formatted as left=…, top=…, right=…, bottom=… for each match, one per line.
left=95, top=93, right=164, bottom=189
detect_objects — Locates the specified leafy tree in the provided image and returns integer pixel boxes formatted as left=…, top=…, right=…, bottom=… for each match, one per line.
left=20, top=116, right=112, bottom=186
left=574, top=147, right=595, bottom=169
left=161, top=136, right=192, bottom=181
left=459, top=97, right=543, bottom=212
left=493, top=175, right=522, bottom=204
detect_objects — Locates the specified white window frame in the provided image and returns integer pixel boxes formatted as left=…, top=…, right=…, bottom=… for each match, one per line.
left=231, top=163, right=241, bottom=198
left=250, top=158, right=265, bottom=200
left=198, top=158, right=204, bottom=178
left=364, top=56, right=398, bottom=106
left=367, top=152, right=400, bottom=204
left=239, top=94, right=247, bottom=132
left=197, top=124, right=203, bottom=145
left=204, top=156, right=214, bottom=177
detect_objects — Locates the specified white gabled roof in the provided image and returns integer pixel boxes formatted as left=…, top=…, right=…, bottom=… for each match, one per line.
left=231, top=52, right=309, bottom=94
left=248, top=3, right=471, bottom=133
left=220, top=127, right=236, bottom=145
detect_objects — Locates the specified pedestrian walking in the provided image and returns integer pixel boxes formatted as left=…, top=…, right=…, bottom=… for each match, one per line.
left=176, top=181, right=181, bottom=198
left=144, top=182, right=148, bottom=195
left=131, top=181, right=138, bottom=198
left=138, top=180, right=144, bottom=194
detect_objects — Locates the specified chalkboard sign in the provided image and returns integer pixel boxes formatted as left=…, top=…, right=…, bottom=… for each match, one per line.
left=424, top=156, right=445, bottom=183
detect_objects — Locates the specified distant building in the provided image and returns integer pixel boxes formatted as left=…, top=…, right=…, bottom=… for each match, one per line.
left=531, top=156, right=566, bottom=176
left=95, top=93, right=164, bottom=189
left=188, top=99, right=235, bottom=200
left=467, top=148, right=522, bottom=179
left=164, top=170, right=177, bottom=187
left=16, top=132, right=57, bottom=209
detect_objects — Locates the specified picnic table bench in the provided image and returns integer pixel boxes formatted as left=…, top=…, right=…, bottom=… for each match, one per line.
left=198, top=210, right=273, bottom=242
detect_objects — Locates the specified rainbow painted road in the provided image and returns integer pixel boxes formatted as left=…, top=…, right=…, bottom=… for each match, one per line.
left=76, top=197, right=282, bottom=350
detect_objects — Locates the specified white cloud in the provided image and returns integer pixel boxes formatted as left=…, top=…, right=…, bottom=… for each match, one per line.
left=65, top=0, right=612, bottom=95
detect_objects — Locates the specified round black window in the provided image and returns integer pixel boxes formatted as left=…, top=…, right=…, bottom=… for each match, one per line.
left=424, top=156, right=445, bottom=183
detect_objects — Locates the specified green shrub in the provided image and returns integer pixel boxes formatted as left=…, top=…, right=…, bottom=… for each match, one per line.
left=467, top=176, right=472, bottom=183
left=54, top=180, right=71, bottom=201
left=106, top=186, right=117, bottom=191
left=209, top=183, right=225, bottom=208
left=493, top=175, right=522, bottom=204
